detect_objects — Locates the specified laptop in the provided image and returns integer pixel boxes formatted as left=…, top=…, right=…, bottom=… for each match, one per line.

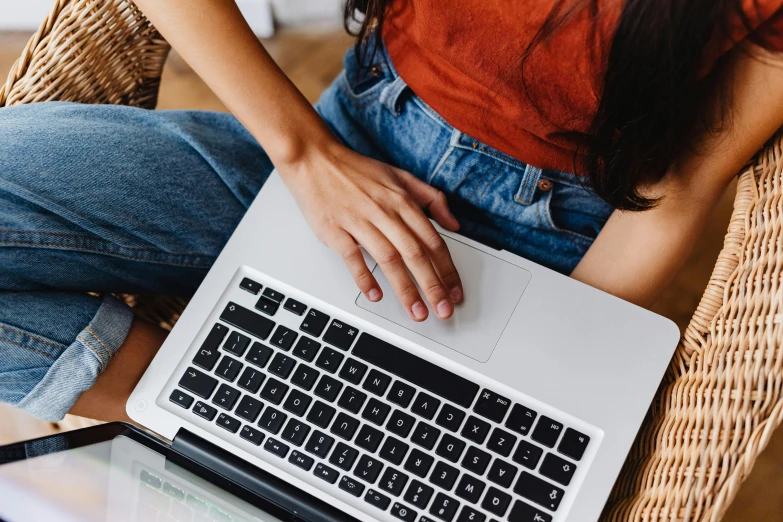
left=122, top=171, right=678, bottom=522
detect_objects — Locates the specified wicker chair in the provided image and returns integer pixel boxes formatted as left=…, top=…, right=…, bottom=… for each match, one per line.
left=3, top=1, right=783, bottom=520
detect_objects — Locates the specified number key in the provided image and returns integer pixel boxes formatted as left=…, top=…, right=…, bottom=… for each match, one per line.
left=404, top=480, right=434, bottom=509
left=429, top=493, right=459, bottom=522
left=355, top=454, right=384, bottom=484
left=379, top=467, right=409, bottom=496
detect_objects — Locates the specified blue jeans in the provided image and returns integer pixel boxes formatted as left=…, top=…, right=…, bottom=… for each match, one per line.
left=0, top=41, right=613, bottom=421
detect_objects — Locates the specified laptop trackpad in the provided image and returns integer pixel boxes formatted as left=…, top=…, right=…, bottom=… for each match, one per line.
left=355, top=235, right=532, bottom=363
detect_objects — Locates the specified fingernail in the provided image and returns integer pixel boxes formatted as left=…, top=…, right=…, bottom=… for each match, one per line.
left=368, top=288, right=382, bottom=301
left=450, top=285, right=463, bottom=303
left=436, top=299, right=453, bottom=318
left=411, top=301, right=428, bottom=320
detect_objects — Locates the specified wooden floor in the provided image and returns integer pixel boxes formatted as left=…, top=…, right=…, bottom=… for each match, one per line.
left=0, top=27, right=780, bottom=521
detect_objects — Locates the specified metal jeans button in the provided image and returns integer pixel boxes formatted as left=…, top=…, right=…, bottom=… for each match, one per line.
left=538, top=178, right=553, bottom=192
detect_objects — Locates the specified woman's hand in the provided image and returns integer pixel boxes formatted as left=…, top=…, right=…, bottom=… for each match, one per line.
left=279, top=141, right=464, bottom=322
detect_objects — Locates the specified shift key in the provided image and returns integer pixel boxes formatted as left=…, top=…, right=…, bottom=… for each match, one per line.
left=220, top=302, right=274, bottom=340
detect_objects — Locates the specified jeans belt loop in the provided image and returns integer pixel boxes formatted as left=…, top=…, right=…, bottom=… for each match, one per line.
left=379, top=76, right=408, bottom=117
left=515, top=164, right=544, bottom=205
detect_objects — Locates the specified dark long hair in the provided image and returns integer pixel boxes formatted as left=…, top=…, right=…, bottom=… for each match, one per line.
left=344, top=0, right=769, bottom=211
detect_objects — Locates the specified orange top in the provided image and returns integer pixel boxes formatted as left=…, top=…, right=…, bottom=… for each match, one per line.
left=383, top=0, right=783, bottom=172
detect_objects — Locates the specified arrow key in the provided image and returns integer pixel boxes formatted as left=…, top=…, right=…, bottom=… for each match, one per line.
left=538, top=453, right=577, bottom=486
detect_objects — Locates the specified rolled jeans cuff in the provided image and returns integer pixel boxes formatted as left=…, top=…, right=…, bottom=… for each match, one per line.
left=16, top=295, right=134, bottom=422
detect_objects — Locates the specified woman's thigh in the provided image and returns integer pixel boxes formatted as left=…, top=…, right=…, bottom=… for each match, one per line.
left=0, top=102, right=273, bottom=296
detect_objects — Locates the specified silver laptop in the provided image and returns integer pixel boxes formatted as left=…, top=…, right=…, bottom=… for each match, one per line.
left=127, top=171, right=679, bottom=522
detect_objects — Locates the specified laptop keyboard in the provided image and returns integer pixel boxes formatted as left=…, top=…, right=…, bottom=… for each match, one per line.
left=164, top=274, right=594, bottom=522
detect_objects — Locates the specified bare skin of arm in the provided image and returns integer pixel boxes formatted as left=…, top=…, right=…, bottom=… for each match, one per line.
left=572, top=44, right=783, bottom=308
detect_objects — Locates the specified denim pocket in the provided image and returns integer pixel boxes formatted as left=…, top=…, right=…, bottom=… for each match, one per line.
left=338, top=44, right=390, bottom=101
left=539, top=178, right=613, bottom=244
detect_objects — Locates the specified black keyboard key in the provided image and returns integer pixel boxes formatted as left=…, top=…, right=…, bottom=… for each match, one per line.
left=512, top=440, right=543, bottom=469
left=192, top=401, right=217, bottom=421
left=245, top=342, right=273, bottom=368
left=404, top=480, right=434, bottom=509
left=212, top=383, right=241, bottom=410
left=362, top=398, right=392, bottom=425
left=179, top=367, right=218, bottom=399
left=461, top=416, right=490, bottom=445
left=169, top=389, right=194, bottom=409
left=486, top=428, right=517, bottom=457
left=482, top=487, right=511, bottom=517
left=339, top=358, right=368, bottom=385
left=289, top=450, right=314, bottom=471
left=258, top=407, right=287, bottom=434
left=514, top=472, right=563, bottom=511
left=340, top=476, right=366, bottom=497
left=314, top=463, right=340, bottom=484
left=539, top=453, right=576, bottom=486
left=387, top=409, right=416, bottom=438
left=283, top=389, right=311, bottom=417
left=355, top=455, right=384, bottom=483
left=487, top=459, right=517, bottom=488
left=240, top=425, right=264, bottom=446
left=216, top=413, right=241, bottom=434
left=380, top=467, right=409, bottom=496
left=507, top=500, right=552, bottom=522
left=314, top=375, right=343, bottom=402
left=531, top=416, right=563, bottom=448
left=505, top=404, right=537, bottom=437
left=436, top=434, right=466, bottom=463
left=255, top=296, right=279, bottom=316
left=281, top=418, right=311, bottom=446
left=301, top=308, right=330, bottom=337
left=454, top=474, right=485, bottom=504
left=456, top=506, right=485, bottom=522
left=430, top=461, right=460, bottom=491
left=237, top=367, right=265, bottom=394
left=235, top=395, right=263, bottom=422
left=284, top=297, right=307, bottom=316
left=353, top=333, right=480, bottom=408
left=411, top=422, right=441, bottom=450
left=264, top=437, right=289, bottom=458
left=461, top=447, right=491, bottom=476
left=323, top=319, right=359, bottom=350
left=221, top=302, right=274, bottom=340
left=363, top=369, right=392, bottom=396
left=193, top=323, right=228, bottom=370
left=315, top=347, right=344, bottom=373
left=270, top=325, right=297, bottom=351
left=215, top=356, right=243, bottom=382
left=239, top=277, right=261, bottom=295
left=356, top=424, right=385, bottom=453
left=364, top=489, right=391, bottom=510
left=429, top=492, right=460, bottom=521
left=268, top=352, right=296, bottom=379
left=473, top=389, right=511, bottom=424
left=379, top=436, right=409, bottom=466
left=387, top=381, right=416, bottom=408
left=557, top=428, right=590, bottom=461
left=222, top=331, right=251, bottom=357
left=411, top=392, right=441, bottom=420
left=260, top=377, right=289, bottom=405
left=436, top=404, right=466, bottom=432
left=404, top=448, right=434, bottom=478
left=292, top=336, right=320, bottom=362
left=290, top=364, right=319, bottom=391
left=305, top=430, right=335, bottom=458
left=391, top=502, right=417, bottom=522
left=306, top=401, right=336, bottom=429
left=262, top=287, right=284, bottom=303
left=331, top=442, right=360, bottom=471
left=338, top=386, right=367, bottom=414
left=331, top=412, right=360, bottom=440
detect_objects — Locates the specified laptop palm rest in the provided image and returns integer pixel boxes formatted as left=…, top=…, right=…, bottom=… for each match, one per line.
left=355, top=235, right=532, bottom=363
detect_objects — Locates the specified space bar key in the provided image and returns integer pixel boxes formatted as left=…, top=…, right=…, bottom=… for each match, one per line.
left=351, top=332, right=480, bottom=408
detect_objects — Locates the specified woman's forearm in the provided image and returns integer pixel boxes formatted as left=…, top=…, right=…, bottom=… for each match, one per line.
left=133, top=0, right=335, bottom=166
left=571, top=42, right=783, bottom=308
